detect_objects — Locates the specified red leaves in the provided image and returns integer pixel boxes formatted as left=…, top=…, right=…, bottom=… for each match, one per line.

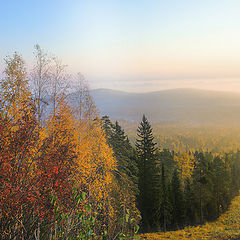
left=0, top=112, right=41, bottom=223
left=0, top=99, right=77, bottom=231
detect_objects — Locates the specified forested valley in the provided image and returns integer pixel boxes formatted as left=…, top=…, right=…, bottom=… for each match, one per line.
left=1, top=46, right=240, bottom=239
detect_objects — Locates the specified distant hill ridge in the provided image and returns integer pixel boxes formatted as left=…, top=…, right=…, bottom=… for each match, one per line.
left=89, top=88, right=240, bottom=125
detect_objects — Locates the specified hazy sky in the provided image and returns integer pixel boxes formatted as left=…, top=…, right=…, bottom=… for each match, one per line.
left=1, top=0, right=240, bottom=92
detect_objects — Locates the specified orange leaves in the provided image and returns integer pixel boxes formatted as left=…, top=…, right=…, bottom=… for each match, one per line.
left=0, top=111, right=39, bottom=220
left=0, top=51, right=121, bottom=238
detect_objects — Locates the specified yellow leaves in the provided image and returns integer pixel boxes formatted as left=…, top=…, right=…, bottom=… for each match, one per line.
left=0, top=50, right=136, bottom=237
left=174, top=152, right=195, bottom=182
left=47, top=99, right=77, bottom=146
left=74, top=117, right=116, bottom=202
left=1, top=53, right=33, bottom=129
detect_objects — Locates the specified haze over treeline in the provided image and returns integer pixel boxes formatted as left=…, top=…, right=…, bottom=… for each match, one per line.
left=90, top=88, right=240, bottom=125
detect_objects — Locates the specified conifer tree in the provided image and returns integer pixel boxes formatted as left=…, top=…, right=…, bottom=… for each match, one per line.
left=159, top=163, right=171, bottom=232
left=136, top=114, right=158, bottom=232
left=192, top=152, right=213, bottom=223
left=184, top=178, right=195, bottom=225
left=102, top=116, right=138, bottom=194
left=212, top=155, right=230, bottom=218
left=101, top=116, right=141, bottom=236
left=159, top=149, right=175, bottom=179
left=170, top=169, right=185, bottom=229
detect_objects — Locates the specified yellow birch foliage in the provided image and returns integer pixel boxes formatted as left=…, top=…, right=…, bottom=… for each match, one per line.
left=174, top=152, right=194, bottom=182
left=74, top=117, right=116, bottom=203
left=0, top=52, right=38, bottom=172
left=46, top=97, right=77, bottom=148
left=0, top=53, right=32, bottom=123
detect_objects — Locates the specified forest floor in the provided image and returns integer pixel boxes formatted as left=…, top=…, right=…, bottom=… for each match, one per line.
left=139, top=195, right=240, bottom=239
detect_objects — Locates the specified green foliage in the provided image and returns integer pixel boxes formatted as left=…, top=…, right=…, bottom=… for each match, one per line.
left=102, top=115, right=138, bottom=194
left=50, top=188, right=141, bottom=240
left=169, top=169, right=185, bottom=229
left=101, top=116, right=140, bottom=238
left=50, top=189, right=101, bottom=239
left=157, top=163, right=172, bottom=232
left=132, top=116, right=240, bottom=233
left=136, top=115, right=159, bottom=232
left=140, top=194, right=240, bottom=239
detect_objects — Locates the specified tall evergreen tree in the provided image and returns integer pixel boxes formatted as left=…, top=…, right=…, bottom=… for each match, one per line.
left=159, top=163, right=171, bottom=232
left=192, top=152, right=213, bottom=223
left=101, top=116, right=138, bottom=194
left=136, top=114, right=158, bottom=232
left=170, top=169, right=185, bottom=229
left=159, top=149, right=175, bottom=179
left=212, top=155, right=230, bottom=218
left=184, top=178, right=196, bottom=225
left=101, top=116, right=140, bottom=235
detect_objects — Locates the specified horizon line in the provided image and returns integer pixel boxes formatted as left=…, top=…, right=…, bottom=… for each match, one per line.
left=89, top=87, right=240, bottom=95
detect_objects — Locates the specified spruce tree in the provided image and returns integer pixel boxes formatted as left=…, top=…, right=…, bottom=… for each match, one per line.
left=101, top=116, right=138, bottom=194
left=192, top=151, right=213, bottom=223
left=159, top=149, right=175, bottom=180
left=170, top=169, right=185, bottom=229
left=136, top=114, right=158, bottom=232
left=212, top=155, right=230, bottom=218
left=159, top=163, right=171, bottom=232
left=184, top=178, right=195, bottom=225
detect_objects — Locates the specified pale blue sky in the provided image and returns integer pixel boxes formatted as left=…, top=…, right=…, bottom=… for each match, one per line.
left=1, top=0, right=240, bottom=92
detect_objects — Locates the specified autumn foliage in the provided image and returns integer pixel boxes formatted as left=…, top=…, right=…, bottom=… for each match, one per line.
left=0, top=51, right=139, bottom=239
left=2, top=49, right=240, bottom=240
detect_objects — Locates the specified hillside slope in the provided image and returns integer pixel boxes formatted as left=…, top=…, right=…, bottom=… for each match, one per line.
left=140, top=194, right=240, bottom=240
left=90, top=88, right=240, bottom=125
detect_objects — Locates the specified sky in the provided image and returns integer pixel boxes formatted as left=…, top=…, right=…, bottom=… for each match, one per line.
left=1, top=0, right=240, bottom=92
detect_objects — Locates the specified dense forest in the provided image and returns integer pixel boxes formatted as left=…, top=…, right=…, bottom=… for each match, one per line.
left=1, top=46, right=240, bottom=239
left=140, top=194, right=240, bottom=239
left=119, top=121, right=240, bottom=153
left=102, top=116, right=240, bottom=233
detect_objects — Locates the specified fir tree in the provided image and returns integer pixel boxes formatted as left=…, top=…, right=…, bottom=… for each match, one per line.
left=159, top=163, right=171, bottom=232
left=184, top=178, right=195, bottom=225
left=136, top=114, right=158, bottom=232
left=192, top=151, right=213, bottom=223
left=159, top=149, right=175, bottom=179
left=101, top=116, right=138, bottom=194
left=170, top=169, right=185, bottom=229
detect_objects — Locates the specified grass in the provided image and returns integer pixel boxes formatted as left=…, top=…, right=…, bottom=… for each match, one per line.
left=139, top=195, right=240, bottom=239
